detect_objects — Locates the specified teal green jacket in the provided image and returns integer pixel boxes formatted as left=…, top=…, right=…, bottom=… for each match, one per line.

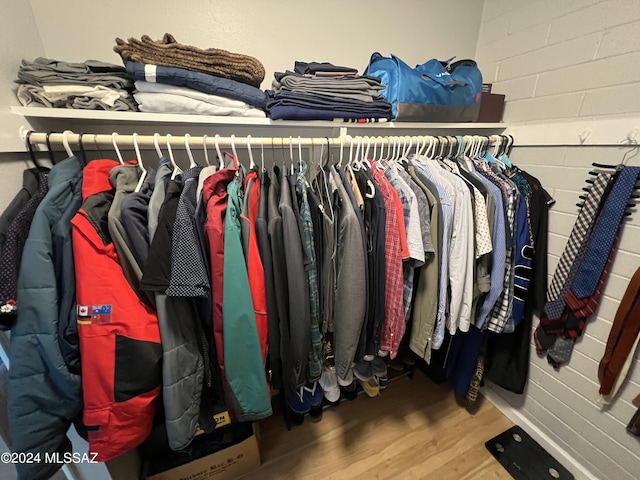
left=223, top=176, right=272, bottom=421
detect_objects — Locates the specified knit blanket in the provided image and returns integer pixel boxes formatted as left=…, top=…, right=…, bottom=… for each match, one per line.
left=114, top=33, right=265, bottom=87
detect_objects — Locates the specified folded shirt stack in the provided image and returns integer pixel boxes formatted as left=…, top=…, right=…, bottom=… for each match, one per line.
left=115, top=34, right=268, bottom=117
left=266, top=61, right=393, bottom=121
left=16, top=57, right=137, bottom=111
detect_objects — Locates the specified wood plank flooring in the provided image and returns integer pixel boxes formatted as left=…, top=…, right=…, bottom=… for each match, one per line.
left=241, top=373, right=514, bottom=479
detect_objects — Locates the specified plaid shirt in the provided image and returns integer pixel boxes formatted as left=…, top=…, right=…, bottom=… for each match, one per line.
left=475, top=161, right=519, bottom=333
left=371, top=164, right=406, bottom=358
left=296, top=162, right=322, bottom=380
left=473, top=169, right=507, bottom=329
left=385, top=168, right=425, bottom=323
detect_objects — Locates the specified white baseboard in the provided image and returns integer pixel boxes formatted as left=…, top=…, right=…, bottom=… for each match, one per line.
left=481, top=386, right=598, bottom=480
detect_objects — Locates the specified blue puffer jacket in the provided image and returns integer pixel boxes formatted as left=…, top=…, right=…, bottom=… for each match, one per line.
left=8, top=157, right=83, bottom=480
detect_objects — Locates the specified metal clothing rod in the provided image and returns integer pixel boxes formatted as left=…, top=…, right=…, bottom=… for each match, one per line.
left=23, top=131, right=506, bottom=150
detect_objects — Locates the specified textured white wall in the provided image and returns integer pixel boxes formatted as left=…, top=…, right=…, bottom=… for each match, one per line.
left=476, top=0, right=640, bottom=121
left=28, top=0, right=484, bottom=90
left=476, top=2, right=640, bottom=479
left=492, top=145, right=640, bottom=480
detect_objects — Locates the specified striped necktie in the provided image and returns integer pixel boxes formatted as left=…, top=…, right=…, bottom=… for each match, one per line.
left=544, top=173, right=612, bottom=320
left=571, top=166, right=640, bottom=299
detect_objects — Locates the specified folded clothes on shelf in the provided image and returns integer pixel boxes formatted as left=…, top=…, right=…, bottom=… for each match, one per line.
left=273, top=71, right=384, bottom=102
left=266, top=90, right=392, bottom=120
left=126, top=62, right=268, bottom=110
left=134, top=91, right=266, bottom=117
left=294, top=61, right=358, bottom=77
left=115, top=33, right=265, bottom=87
left=266, top=61, right=392, bottom=121
left=17, top=57, right=133, bottom=89
left=17, top=84, right=137, bottom=111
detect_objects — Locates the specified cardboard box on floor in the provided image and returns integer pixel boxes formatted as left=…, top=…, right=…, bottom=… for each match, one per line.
left=144, top=423, right=261, bottom=480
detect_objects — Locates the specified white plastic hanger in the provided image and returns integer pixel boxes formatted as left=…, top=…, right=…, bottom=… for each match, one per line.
left=153, top=133, right=163, bottom=159
left=166, top=134, right=181, bottom=179
left=111, top=132, right=124, bottom=165
left=184, top=133, right=197, bottom=168
left=297, top=136, right=303, bottom=172
left=62, top=130, right=74, bottom=158
left=372, top=136, right=378, bottom=162
left=202, top=134, right=211, bottom=166
left=338, top=134, right=345, bottom=168
left=133, top=133, right=147, bottom=193
left=288, top=136, right=294, bottom=174
left=261, top=138, right=265, bottom=172
left=247, top=135, right=256, bottom=170
left=230, top=134, right=239, bottom=164
left=214, top=134, right=224, bottom=170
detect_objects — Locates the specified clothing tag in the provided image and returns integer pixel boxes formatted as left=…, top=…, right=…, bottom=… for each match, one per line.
left=144, top=64, right=157, bottom=83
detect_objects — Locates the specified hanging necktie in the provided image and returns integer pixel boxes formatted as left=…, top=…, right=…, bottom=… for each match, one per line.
left=570, top=166, right=640, bottom=299
left=544, top=173, right=611, bottom=321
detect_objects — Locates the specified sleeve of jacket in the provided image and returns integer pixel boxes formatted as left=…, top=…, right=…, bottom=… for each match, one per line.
left=8, top=207, right=82, bottom=480
left=333, top=209, right=367, bottom=383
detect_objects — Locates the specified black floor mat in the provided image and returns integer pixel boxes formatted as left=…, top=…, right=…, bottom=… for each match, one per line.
left=485, top=425, right=574, bottom=480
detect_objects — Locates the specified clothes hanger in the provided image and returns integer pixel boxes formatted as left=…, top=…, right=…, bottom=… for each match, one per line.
left=214, top=134, right=224, bottom=170
left=321, top=137, right=334, bottom=221
left=62, top=130, right=74, bottom=158
left=166, top=133, right=181, bottom=179
left=247, top=135, right=256, bottom=170
left=111, top=132, right=124, bottom=165
left=78, top=133, right=88, bottom=166
left=202, top=134, right=211, bottom=166
left=338, top=134, right=344, bottom=168
left=261, top=137, right=265, bottom=172
left=93, top=133, right=104, bottom=160
left=377, top=136, right=385, bottom=162
left=298, top=136, right=303, bottom=173
left=230, top=134, right=239, bottom=165
left=350, top=136, right=360, bottom=170
left=45, top=131, right=56, bottom=164
left=133, top=133, right=147, bottom=193
left=184, top=133, right=197, bottom=169
left=153, top=133, right=164, bottom=159
left=288, top=136, right=294, bottom=175
left=25, top=130, right=45, bottom=170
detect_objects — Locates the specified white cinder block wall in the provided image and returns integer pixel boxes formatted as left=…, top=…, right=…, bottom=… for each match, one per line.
left=477, top=0, right=640, bottom=122
left=476, top=1, right=640, bottom=479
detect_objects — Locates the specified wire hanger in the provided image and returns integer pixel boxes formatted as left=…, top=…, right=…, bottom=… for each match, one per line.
left=133, top=133, right=147, bottom=193
left=184, top=133, right=197, bottom=168
left=247, top=135, right=256, bottom=170
left=111, top=132, right=124, bottom=165
left=78, top=133, right=87, bottom=166
left=202, top=134, right=211, bottom=166
left=93, top=133, right=104, bottom=159
left=45, top=131, right=56, bottom=164
left=25, top=130, right=44, bottom=170
left=214, top=134, right=224, bottom=170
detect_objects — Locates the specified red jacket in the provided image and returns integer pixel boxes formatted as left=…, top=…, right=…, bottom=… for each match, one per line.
left=202, top=154, right=238, bottom=387
left=242, top=170, right=268, bottom=364
left=71, top=159, right=161, bottom=461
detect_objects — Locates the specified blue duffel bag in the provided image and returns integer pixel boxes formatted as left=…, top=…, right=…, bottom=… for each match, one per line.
left=364, top=53, right=483, bottom=122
